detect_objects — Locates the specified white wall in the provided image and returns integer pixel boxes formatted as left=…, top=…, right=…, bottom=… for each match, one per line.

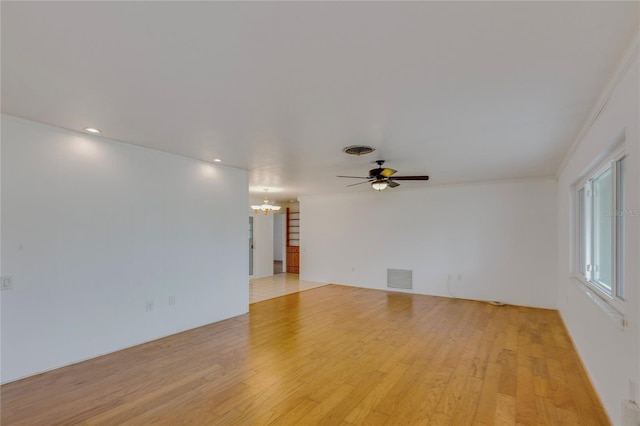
left=300, top=178, right=557, bottom=309
left=0, top=120, right=3, bottom=376
left=249, top=211, right=273, bottom=279
left=556, top=49, right=639, bottom=424
left=273, top=213, right=285, bottom=262
left=1, top=115, right=249, bottom=383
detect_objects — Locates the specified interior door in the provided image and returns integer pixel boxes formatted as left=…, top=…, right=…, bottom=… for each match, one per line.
left=249, top=216, right=254, bottom=276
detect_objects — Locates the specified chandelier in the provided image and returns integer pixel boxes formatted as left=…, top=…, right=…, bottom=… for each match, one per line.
left=251, top=189, right=281, bottom=215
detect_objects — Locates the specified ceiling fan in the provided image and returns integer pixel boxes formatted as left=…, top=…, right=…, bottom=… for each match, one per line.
left=337, top=160, right=429, bottom=191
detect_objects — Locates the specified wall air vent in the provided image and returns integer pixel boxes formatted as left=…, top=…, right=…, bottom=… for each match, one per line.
left=387, top=269, right=413, bottom=290
left=343, top=145, right=375, bottom=156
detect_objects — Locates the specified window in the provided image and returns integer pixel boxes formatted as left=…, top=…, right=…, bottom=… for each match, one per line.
left=576, top=154, right=625, bottom=305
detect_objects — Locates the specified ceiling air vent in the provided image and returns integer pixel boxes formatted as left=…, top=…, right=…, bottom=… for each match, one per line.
left=343, top=145, right=375, bottom=156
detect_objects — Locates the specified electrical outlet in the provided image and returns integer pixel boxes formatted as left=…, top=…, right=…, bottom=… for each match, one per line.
left=1, top=276, right=13, bottom=290
left=145, top=300, right=154, bottom=312
left=169, top=296, right=175, bottom=306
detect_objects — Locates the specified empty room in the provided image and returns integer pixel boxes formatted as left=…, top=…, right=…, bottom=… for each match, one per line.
left=1, top=2, right=639, bottom=425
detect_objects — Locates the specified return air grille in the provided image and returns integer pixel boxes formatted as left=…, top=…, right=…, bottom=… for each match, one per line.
left=343, top=145, right=375, bottom=156
left=387, top=269, right=413, bottom=289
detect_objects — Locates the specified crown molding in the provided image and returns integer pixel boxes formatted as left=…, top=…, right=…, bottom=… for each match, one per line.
left=555, top=30, right=639, bottom=178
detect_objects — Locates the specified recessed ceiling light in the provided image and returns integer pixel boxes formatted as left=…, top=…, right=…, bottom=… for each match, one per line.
left=83, top=127, right=101, bottom=134
left=213, top=158, right=222, bottom=162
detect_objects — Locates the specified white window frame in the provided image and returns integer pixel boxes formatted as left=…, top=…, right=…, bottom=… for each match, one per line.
left=574, top=149, right=626, bottom=314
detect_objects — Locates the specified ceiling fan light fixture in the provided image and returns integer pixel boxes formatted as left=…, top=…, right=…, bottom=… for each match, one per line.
left=371, top=180, right=388, bottom=191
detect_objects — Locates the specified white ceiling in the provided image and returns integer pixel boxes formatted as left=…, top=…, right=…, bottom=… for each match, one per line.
left=2, top=1, right=638, bottom=203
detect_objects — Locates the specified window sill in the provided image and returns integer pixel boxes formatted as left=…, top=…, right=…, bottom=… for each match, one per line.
left=572, top=277, right=626, bottom=330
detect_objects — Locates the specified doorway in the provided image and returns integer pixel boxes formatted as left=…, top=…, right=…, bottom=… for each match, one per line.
left=249, top=216, right=254, bottom=276
left=273, top=214, right=286, bottom=274
left=286, top=207, right=300, bottom=274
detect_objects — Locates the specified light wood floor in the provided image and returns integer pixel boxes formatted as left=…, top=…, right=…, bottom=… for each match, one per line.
left=250, top=273, right=326, bottom=303
left=1, top=285, right=609, bottom=425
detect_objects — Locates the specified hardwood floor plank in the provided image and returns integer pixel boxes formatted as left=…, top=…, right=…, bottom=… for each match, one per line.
left=474, top=362, right=502, bottom=425
left=428, top=412, right=453, bottom=425
left=498, top=349, right=517, bottom=397
left=435, top=360, right=472, bottom=417
left=363, top=410, right=388, bottom=425
left=343, top=363, right=409, bottom=424
left=300, top=383, right=356, bottom=424
left=505, top=324, right=519, bottom=351
left=535, top=395, right=560, bottom=425
left=532, top=357, right=552, bottom=398
left=515, top=365, right=537, bottom=426
left=1, top=285, right=609, bottom=425
left=546, top=358, right=577, bottom=411
left=556, top=407, right=581, bottom=425
left=495, top=393, right=517, bottom=426
left=450, top=376, right=483, bottom=425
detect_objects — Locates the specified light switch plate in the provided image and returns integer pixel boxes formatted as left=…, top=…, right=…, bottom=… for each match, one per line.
left=1, top=276, right=14, bottom=290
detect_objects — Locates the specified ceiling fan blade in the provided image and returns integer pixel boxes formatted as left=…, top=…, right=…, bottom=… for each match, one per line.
left=346, top=180, right=371, bottom=187
left=351, top=160, right=428, bottom=186
left=390, top=175, right=429, bottom=181
left=380, top=168, right=397, bottom=178
left=337, top=175, right=370, bottom=179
